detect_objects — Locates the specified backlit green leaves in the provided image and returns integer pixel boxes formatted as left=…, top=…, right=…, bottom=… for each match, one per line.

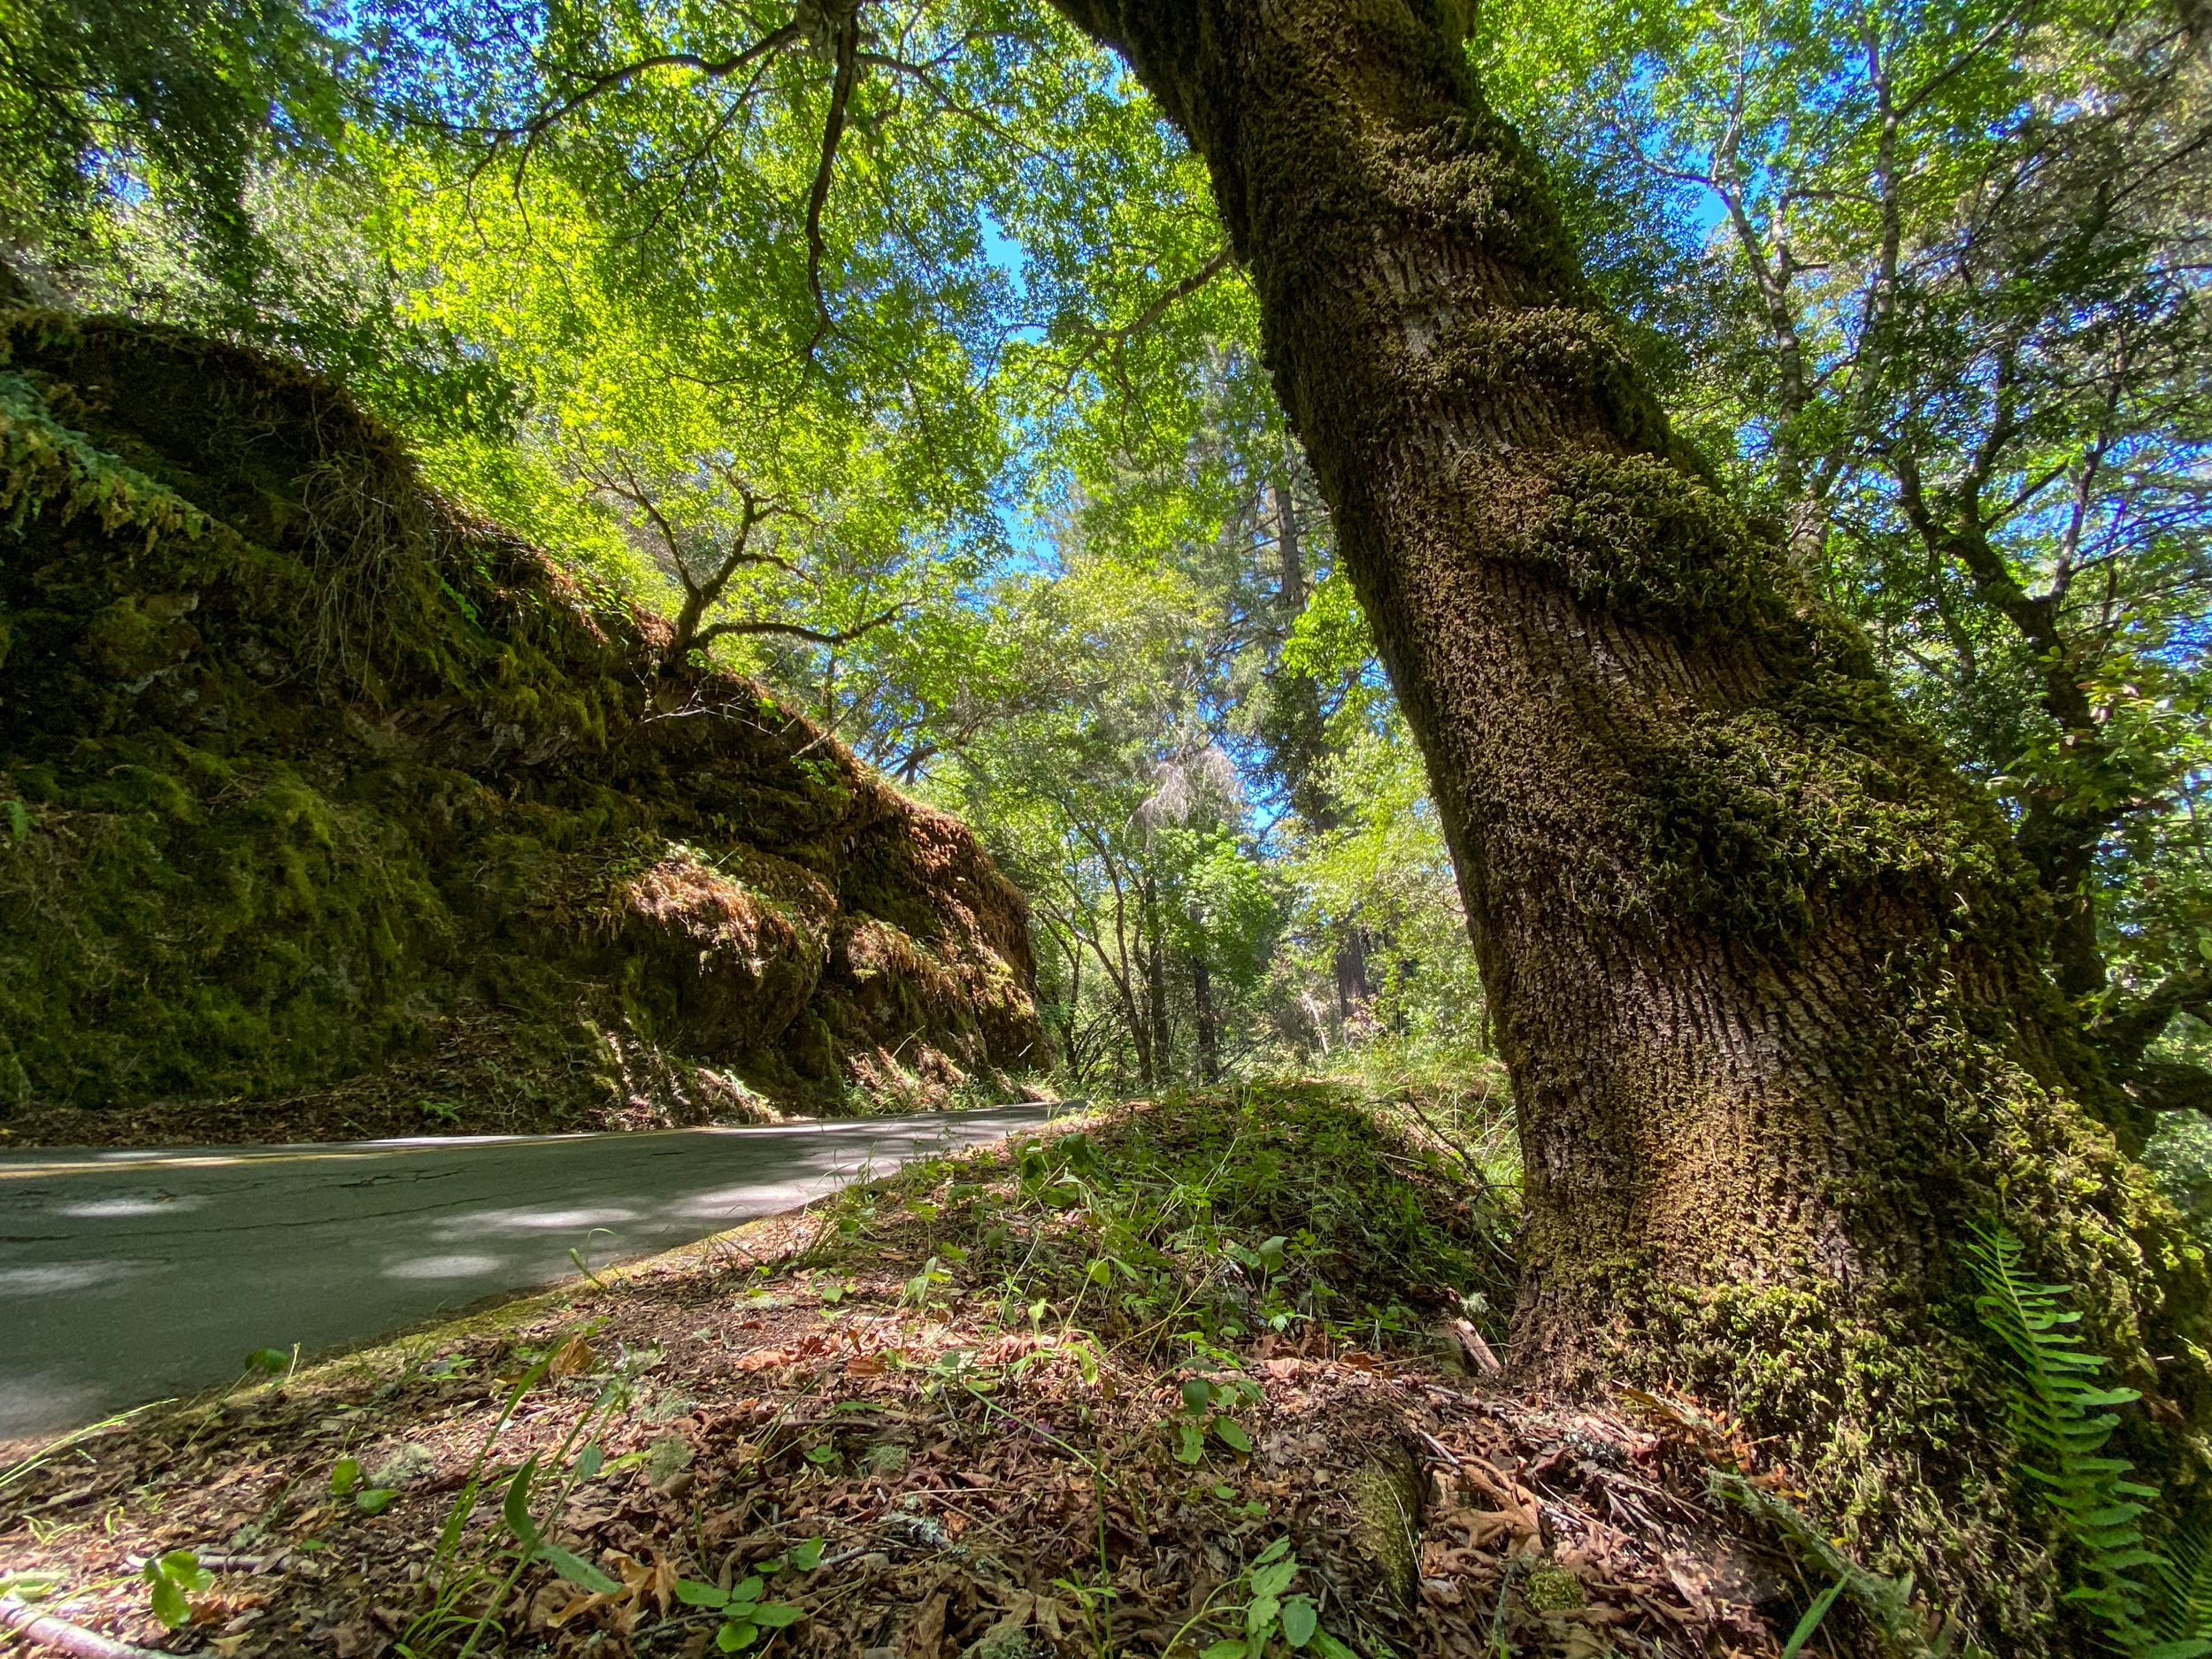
left=142, top=1549, right=211, bottom=1629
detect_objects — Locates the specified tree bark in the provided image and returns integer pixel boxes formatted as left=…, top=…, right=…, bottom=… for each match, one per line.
left=1141, top=876, right=1172, bottom=1087
left=1192, top=954, right=1221, bottom=1083
left=1048, top=0, right=2208, bottom=1639
left=1333, top=923, right=1370, bottom=1021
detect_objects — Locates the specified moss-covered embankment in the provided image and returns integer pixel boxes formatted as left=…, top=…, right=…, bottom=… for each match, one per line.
left=0, top=311, right=1047, bottom=1141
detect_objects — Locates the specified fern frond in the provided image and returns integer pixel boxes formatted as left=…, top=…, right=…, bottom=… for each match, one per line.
left=1965, top=1223, right=2191, bottom=1656
left=2151, top=1517, right=2212, bottom=1653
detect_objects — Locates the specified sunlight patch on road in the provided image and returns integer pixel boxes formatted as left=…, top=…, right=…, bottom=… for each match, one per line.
left=57, top=1194, right=206, bottom=1218
left=0, top=1261, right=147, bottom=1295
left=383, top=1252, right=508, bottom=1280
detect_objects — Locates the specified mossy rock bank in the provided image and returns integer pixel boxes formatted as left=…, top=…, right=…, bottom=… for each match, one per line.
left=0, top=311, right=1047, bottom=1139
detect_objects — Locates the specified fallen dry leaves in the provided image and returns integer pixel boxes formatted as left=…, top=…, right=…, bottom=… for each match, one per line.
left=1, top=1110, right=1812, bottom=1659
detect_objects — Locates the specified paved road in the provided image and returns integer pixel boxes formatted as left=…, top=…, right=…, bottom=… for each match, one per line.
left=0, top=1106, right=1056, bottom=1442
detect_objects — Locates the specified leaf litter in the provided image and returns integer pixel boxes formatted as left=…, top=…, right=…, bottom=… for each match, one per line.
left=1, top=1085, right=1829, bottom=1658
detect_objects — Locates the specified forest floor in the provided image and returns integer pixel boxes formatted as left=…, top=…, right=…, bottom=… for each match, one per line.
left=0, top=1087, right=1816, bottom=1659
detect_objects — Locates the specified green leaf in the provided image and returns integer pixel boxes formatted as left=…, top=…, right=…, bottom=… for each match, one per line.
left=791, top=1537, right=826, bottom=1571
left=354, top=1487, right=396, bottom=1515
left=1175, top=1421, right=1205, bottom=1464
left=503, top=1457, right=542, bottom=1549
left=148, top=1574, right=190, bottom=1629
left=1253, top=1538, right=1291, bottom=1565
left=749, top=1602, right=803, bottom=1627
left=1251, top=1559, right=1296, bottom=1599
left=1214, top=1417, right=1253, bottom=1454
left=1182, top=1377, right=1215, bottom=1416
left=244, top=1348, right=288, bottom=1375
left=674, top=1579, right=729, bottom=1609
left=1201, top=1642, right=1248, bottom=1659
left=330, top=1456, right=361, bottom=1497
left=1780, top=1581, right=1841, bottom=1659
left=537, top=1540, right=620, bottom=1594
left=157, top=1550, right=211, bottom=1592
left=1281, top=1596, right=1318, bottom=1647
left=1310, top=1635, right=1358, bottom=1659
left=717, top=1619, right=759, bottom=1652
left=731, top=1575, right=764, bottom=1605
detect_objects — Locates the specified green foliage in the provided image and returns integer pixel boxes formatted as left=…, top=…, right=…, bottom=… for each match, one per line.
left=826, top=1083, right=1515, bottom=1358
left=2144, top=1112, right=2212, bottom=1245
left=672, top=1537, right=821, bottom=1653
left=0, top=0, right=338, bottom=287
left=0, top=319, right=1041, bottom=1122
left=1480, top=0, right=2212, bottom=1019
left=1176, top=1537, right=1351, bottom=1659
left=1967, top=1224, right=2211, bottom=1658
left=142, top=1548, right=212, bottom=1628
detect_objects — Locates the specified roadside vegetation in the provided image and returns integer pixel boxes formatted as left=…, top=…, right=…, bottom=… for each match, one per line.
left=0, top=1089, right=1837, bottom=1657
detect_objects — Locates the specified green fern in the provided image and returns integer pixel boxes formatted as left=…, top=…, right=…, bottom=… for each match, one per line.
left=1966, top=1223, right=2210, bottom=1659
left=2154, top=1521, right=2212, bottom=1651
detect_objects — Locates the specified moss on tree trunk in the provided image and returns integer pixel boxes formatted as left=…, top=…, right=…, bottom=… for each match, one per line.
left=1049, top=0, right=2212, bottom=1643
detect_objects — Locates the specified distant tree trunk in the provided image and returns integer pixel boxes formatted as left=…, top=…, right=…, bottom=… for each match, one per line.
left=1332, top=924, right=1371, bottom=1022
left=1141, top=879, right=1173, bottom=1087
left=1274, top=472, right=1306, bottom=615
left=1270, top=468, right=1371, bottom=1019
left=1119, top=968, right=1156, bottom=1093
left=1264, top=476, right=1336, bottom=829
left=1192, top=955, right=1222, bottom=1083
left=1053, top=0, right=2209, bottom=1639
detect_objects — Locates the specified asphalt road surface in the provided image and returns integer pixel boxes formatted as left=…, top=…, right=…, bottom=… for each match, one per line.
left=0, top=1105, right=1057, bottom=1442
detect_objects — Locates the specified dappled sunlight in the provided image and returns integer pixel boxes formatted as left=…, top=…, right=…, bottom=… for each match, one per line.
left=0, top=1261, right=148, bottom=1296
left=54, top=1194, right=206, bottom=1219
left=426, top=1205, right=640, bottom=1234
left=380, top=1252, right=508, bottom=1281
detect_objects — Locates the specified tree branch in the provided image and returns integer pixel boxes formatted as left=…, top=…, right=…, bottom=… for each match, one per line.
left=1055, top=247, right=1233, bottom=395
left=693, top=603, right=910, bottom=651
left=2094, top=965, right=2212, bottom=1071
left=802, top=10, right=863, bottom=357
left=472, top=27, right=801, bottom=182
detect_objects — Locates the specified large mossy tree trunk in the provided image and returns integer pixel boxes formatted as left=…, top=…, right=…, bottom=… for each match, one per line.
left=1048, top=0, right=2211, bottom=1640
